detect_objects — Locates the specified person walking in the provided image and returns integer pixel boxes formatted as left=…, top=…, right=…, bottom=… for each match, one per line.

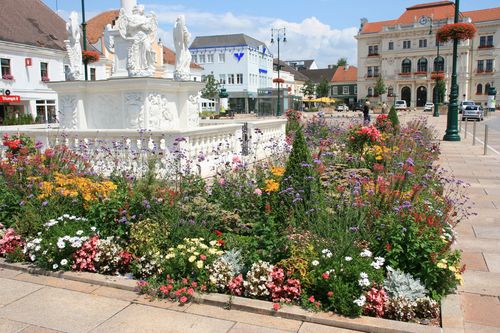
left=381, top=102, right=388, bottom=114
left=363, top=101, right=371, bottom=125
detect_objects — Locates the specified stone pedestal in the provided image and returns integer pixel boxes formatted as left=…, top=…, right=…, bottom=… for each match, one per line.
left=49, top=78, right=204, bottom=130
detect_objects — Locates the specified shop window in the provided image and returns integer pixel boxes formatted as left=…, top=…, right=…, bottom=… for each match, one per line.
left=90, top=68, right=96, bottom=81
left=36, top=100, right=57, bottom=124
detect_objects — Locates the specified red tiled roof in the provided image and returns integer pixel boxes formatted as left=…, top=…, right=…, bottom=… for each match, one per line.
left=331, top=66, right=357, bottom=83
left=87, top=10, right=120, bottom=45
left=407, top=1, right=453, bottom=10
left=361, top=20, right=397, bottom=34
left=464, top=7, right=500, bottom=23
left=0, top=0, right=67, bottom=50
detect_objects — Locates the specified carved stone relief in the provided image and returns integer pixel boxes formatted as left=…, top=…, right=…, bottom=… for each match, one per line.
left=59, top=95, right=78, bottom=129
left=124, top=92, right=145, bottom=129
left=147, top=93, right=175, bottom=129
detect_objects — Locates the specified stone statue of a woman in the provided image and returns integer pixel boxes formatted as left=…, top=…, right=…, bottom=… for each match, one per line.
left=173, top=15, right=192, bottom=81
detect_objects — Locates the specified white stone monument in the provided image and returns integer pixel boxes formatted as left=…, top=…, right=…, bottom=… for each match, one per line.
left=173, top=15, right=192, bottom=81
left=64, top=11, right=83, bottom=81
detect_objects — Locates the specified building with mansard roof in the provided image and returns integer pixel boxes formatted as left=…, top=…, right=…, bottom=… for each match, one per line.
left=356, top=1, right=500, bottom=108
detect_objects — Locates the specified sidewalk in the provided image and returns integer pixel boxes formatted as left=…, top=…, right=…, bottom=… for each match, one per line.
left=0, top=268, right=355, bottom=333
left=423, top=112, right=500, bottom=333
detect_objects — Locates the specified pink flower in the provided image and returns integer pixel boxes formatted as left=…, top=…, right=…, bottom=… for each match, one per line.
left=309, top=296, right=315, bottom=303
left=273, top=303, right=280, bottom=311
left=179, top=296, right=188, bottom=303
left=187, top=287, right=194, bottom=295
left=327, top=291, right=334, bottom=297
left=322, top=272, right=330, bottom=280
left=218, top=178, right=225, bottom=186
left=232, top=156, right=241, bottom=164
left=254, top=188, right=262, bottom=196
left=200, top=254, right=207, bottom=261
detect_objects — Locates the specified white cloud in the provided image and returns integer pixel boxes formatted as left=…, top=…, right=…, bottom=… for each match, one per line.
left=144, top=4, right=358, bottom=67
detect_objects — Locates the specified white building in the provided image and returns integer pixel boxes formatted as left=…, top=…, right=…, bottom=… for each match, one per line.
left=189, top=34, right=274, bottom=113
left=356, top=1, right=500, bottom=108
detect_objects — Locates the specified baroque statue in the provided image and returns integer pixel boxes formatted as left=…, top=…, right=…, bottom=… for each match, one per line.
left=116, top=5, right=158, bottom=77
left=173, top=15, right=192, bottom=81
left=65, top=11, right=83, bottom=80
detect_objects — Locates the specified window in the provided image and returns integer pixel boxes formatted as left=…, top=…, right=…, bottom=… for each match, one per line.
left=236, top=73, right=243, bottom=84
left=374, top=66, right=379, bottom=77
left=434, top=56, right=444, bottom=72
left=90, top=68, right=96, bottom=81
left=367, top=87, right=373, bottom=97
left=343, top=86, right=349, bottom=95
left=192, top=55, right=198, bottom=63
left=368, top=45, right=379, bottom=55
left=417, top=58, right=428, bottom=72
left=367, top=67, right=373, bottom=77
left=476, top=84, right=483, bottom=95
left=219, top=53, right=225, bottom=63
left=228, top=74, right=235, bottom=84
left=207, top=54, right=214, bottom=63
left=219, top=74, right=226, bottom=84
left=403, top=40, right=411, bottom=49
left=388, top=41, right=394, bottom=50
left=477, top=60, right=484, bottom=72
left=401, top=59, right=412, bottom=73
left=354, top=86, right=357, bottom=94
left=388, top=86, right=394, bottom=97
left=486, top=59, right=494, bottom=72
left=198, top=54, right=206, bottom=64
left=332, top=86, right=338, bottom=95
left=36, top=100, right=56, bottom=124
left=479, top=35, right=494, bottom=48
left=485, top=83, right=491, bottom=94
left=40, top=62, right=48, bottom=79
left=419, top=39, right=427, bottom=48
left=1, top=58, right=11, bottom=76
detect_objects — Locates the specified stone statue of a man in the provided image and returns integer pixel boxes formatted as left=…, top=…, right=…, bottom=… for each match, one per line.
left=117, top=4, right=157, bottom=77
left=65, top=11, right=83, bottom=80
left=173, top=15, right=192, bottom=81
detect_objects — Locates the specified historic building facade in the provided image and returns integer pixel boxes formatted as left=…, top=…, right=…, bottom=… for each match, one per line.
left=356, top=1, right=500, bottom=108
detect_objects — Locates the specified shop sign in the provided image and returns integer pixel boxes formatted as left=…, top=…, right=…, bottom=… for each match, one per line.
left=0, top=95, right=21, bottom=103
left=25, top=58, right=32, bottom=67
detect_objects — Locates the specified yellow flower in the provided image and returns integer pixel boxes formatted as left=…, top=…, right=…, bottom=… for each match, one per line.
left=264, top=179, right=279, bottom=193
left=455, top=273, right=464, bottom=285
left=437, top=258, right=448, bottom=269
left=271, top=166, right=285, bottom=177
left=209, top=240, right=217, bottom=247
left=448, top=265, right=457, bottom=273
left=188, top=255, right=196, bottom=263
left=196, top=260, right=204, bottom=269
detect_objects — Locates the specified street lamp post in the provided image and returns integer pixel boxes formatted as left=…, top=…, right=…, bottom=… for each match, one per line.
left=271, top=28, right=286, bottom=117
left=443, top=0, right=461, bottom=141
left=81, top=0, right=88, bottom=81
left=429, top=18, right=440, bottom=117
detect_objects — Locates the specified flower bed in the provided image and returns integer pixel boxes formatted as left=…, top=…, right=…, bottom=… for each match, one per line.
left=0, top=113, right=471, bottom=325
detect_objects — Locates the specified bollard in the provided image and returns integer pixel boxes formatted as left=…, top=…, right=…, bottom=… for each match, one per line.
left=459, top=116, right=462, bottom=132
left=484, top=125, right=489, bottom=155
left=473, top=120, right=477, bottom=145
left=464, top=119, right=468, bottom=139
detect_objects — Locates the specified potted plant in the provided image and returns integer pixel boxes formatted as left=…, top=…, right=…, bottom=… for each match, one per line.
left=437, top=22, right=476, bottom=43
left=82, top=50, right=100, bottom=64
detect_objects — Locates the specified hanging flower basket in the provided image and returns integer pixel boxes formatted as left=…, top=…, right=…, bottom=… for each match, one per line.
left=82, top=50, right=100, bottom=64
left=431, top=73, right=445, bottom=81
left=273, top=78, right=285, bottom=84
left=436, top=23, right=476, bottom=43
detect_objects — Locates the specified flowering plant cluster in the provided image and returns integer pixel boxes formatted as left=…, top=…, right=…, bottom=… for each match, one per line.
left=82, top=50, right=100, bottom=64
left=347, top=124, right=382, bottom=152
left=2, top=134, right=35, bottom=155
left=437, top=23, right=476, bottom=43
left=0, top=228, right=25, bottom=261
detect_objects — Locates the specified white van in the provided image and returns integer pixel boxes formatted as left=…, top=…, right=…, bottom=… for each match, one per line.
left=395, top=100, right=408, bottom=110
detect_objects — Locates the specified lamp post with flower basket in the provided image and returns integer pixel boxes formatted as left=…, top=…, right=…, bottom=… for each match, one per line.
left=429, top=18, right=442, bottom=117
left=271, top=28, right=286, bottom=117
left=437, top=0, right=476, bottom=141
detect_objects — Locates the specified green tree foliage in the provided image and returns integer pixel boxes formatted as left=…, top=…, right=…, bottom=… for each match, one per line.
left=388, top=105, right=400, bottom=127
left=336, top=57, right=348, bottom=67
left=301, top=80, right=316, bottom=98
left=201, top=74, right=220, bottom=100
left=374, top=76, right=386, bottom=100
left=436, top=79, right=446, bottom=103
left=316, top=78, right=330, bottom=98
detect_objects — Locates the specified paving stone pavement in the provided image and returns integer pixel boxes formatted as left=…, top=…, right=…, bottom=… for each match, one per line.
left=418, top=111, right=500, bottom=333
left=0, top=268, right=358, bottom=333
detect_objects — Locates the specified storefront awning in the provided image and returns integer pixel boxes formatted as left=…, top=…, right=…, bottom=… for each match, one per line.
left=0, top=95, right=21, bottom=103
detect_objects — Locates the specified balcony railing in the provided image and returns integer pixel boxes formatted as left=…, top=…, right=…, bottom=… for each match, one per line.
left=477, top=69, right=494, bottom=74
left=367, top=53, right=380, bottom=57
left=366, top=74, right=380, bottom=78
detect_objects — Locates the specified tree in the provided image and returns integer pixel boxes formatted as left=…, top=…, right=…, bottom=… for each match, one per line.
left=316, top=78, right=330, bottom=98
left=374, top=76, right=386, bottom=101
left=201, top=74, right=220, bottom=100
left=388, top=105, right=400, bottom=128
left=301, top=80, right=316, bottom=98
left=436, top=79, right=446, bottom=104
left=336, top=57, right=348, bottom=67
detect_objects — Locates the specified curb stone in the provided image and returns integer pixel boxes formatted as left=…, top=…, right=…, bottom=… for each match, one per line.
left=0, top=259, right=442, bottom=333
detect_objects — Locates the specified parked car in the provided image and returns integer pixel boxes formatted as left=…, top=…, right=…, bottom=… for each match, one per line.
left=395, top=100, right=408, bottom=110
left=459, top=100, right=475, bottom=114
left=462, top=105, right=484, bottom=121
left=336, top=104, right=349, bottom=112
left=424, top=102, right=434, bottom=112
left=354, top=102, right=363, bottom=111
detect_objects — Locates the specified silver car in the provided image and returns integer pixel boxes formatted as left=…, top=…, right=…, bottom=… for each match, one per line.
left=462, top=105, right=484, bottom=121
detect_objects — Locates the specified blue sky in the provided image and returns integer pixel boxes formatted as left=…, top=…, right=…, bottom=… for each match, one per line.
left=44, top=0, right=499, bottom=67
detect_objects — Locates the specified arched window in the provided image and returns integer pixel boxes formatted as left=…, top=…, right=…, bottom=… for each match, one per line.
left=368, top=87, right=373, bottom=97
left=417, top=58, right=428, bottom=72
left=434, top=56, right=444, bottom=72
left=485, top=83, right=491, bottom=95
left=388, top=86, right=394, bottom=97
left=476, top=84, right=483, bottom=95
left=402, top=59, right=412, bottom=73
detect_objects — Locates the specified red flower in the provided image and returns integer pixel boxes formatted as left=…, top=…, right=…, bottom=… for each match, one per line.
left=327, top=291, right=334, bottom=297
left=214, top=230, right=223, bottom=237
left=322, top=272, right=330, bottom=280
left=385, top=243, right=392, bottom=252
left=217, top=239, right=224, bottom=246
left=179, top=296, right=188, bottom=303
left=273, top=303, right=280, bottom=311
left=308, top=296, right=315, bottom=303
left=437, top=23, right=476, bottom=43
left=200, top=254, right=207, bottom=261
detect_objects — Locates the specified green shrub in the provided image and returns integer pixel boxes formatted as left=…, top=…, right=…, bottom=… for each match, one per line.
left=388, top=106, right=400, bottom=127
